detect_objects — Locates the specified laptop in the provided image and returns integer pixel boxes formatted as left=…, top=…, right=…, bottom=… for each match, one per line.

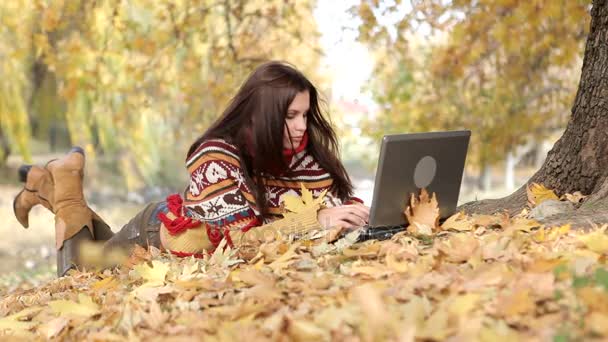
left=356, top=130, right=471, bottom=242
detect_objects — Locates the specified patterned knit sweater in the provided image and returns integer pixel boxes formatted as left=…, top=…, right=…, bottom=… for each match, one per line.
left=158, top=133, right=362, bottom=256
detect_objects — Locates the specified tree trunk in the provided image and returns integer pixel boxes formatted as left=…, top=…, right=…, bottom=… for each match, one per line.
left=459, top=0, right=608, bottom=226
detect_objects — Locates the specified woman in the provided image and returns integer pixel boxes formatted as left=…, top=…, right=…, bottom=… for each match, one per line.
left=13, top=61, right=370, bottom=277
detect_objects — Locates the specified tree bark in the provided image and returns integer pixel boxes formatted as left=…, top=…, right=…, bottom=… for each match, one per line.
left=459, top=0, right=608, bottom=225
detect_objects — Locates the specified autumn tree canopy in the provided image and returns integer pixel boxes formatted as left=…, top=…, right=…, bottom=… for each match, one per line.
left=0, top=0, right=322, bottom=190
left=355, top=0, right=590, bottom=173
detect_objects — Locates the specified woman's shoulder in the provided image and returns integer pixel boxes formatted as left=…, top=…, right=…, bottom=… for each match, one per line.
left=186, top=138, right=241, bottom=166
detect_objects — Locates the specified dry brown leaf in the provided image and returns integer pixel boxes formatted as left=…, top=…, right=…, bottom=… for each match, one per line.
left=234, top=269, right=276, bottom=287
left=352, top=283, right=394, bottom=340
left=441, top=211, right=473, bottom=231
left=123, top=244, right=152, bottom=269
left=349, top=264, right=395, bottom=279
left=2, top=188, right=606, bottom=341
left=284, top=315, right=327, bottom=341
left=495, top=290, right=535, bottom=318
left=438, top=234, right=480, bottom=263
left=141, top=301, right=169, bottom=330
left=587, top=312, right=608, bottom=337
left=560, top=191, right=587, bottom=204
left=38, top=317, right=69, bottom=339
left=471, top=213, right=509, bottom=228
left=404, top=188, right=440, bottom=235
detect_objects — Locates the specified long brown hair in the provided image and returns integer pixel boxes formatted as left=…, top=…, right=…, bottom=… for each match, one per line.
left=187, top=61, right=354, bottom=216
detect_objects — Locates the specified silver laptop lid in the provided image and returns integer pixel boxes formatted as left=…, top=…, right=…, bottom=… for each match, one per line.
left=368, top=130, right=471, bottom=227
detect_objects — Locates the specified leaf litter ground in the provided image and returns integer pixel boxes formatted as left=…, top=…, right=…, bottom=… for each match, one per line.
left=0, top=183, right=607, bottom=341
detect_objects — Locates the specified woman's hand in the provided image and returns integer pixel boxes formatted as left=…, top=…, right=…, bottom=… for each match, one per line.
left=317, top=203, right=370, bottom=230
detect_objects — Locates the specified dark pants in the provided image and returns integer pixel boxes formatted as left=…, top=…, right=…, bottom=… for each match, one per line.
left=57, top=201, right=166, bottom=277
left=102, top=201, right=164, bottom=252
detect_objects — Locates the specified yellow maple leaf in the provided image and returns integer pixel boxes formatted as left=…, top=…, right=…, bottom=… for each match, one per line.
left=48, top=293, right=100, bottom=317
left=526, top=182, right=558, bottom=207
left=282, top=183, right=327, bottom=213
left=533, top=224, right=571, bottom=243
left=134, top=260, right=170, bottom=286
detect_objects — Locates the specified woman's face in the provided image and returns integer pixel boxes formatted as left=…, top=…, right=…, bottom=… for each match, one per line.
left=283, top=90, right=309, bottom=149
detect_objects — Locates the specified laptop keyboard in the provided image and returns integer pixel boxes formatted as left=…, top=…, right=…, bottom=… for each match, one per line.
left=356, top=225, right=408, bottom=242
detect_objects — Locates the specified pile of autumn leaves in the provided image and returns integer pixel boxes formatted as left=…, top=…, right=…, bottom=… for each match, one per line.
left=1, top=184, right=608, bottom=341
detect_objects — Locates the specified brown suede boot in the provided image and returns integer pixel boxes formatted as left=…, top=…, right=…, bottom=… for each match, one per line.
left=14, top=161, right=115, bottom=240
left=14, top=149, right=116, bottom=277
left=45, top=147, right=114, bottom=276
left=13, top=165, right=54, bottom=228
left=45, top=147, right=95, bottom=250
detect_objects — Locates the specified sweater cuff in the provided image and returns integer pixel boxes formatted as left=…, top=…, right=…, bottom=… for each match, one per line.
left=345, top=196, right=364, bottom=205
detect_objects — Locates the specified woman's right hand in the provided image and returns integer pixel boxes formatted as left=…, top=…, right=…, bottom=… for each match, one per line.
left=317, top=203, right=370, bottom=230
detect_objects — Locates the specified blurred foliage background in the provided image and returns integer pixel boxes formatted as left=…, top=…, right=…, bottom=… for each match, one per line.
left=0, top=0, right=591, bottom=196
left=353, top=0, right=590, bottom=190
left=0, top=0, right=322, bottom=194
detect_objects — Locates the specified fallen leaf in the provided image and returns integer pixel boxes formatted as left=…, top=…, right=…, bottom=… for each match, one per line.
left=0, top=306, right=42, bottom=332
left=527, top=182, right=558, bottom=207
left=132, top=285, right=175, bottom=302
left=560, top=191, right=586, bottom=204
left=124, top=244, right=152, bottom=268
left=533, top=224, right=570, bottom=243
left=284, top=316, right=327, bottom=341
left=91, top=276, right=120, bottom=291
left=268, top=242, right=300, bottom=271
left=404, top=188, right=440, bottom=234
left=141, top=301, right=169, bottom=329
left=134, top=260, right=170, bottom=287
left=439, top=234, right=479, bottom=263
left=448, top=293, right=480, bottom=316
left=495, top=290, right=535, bottom=317
left=441, top=212, right=473, bottom=231
left=352, top=283, right=394, bottom=340
left=576, top=286, right=608, bottom=314
left=38, top=317, right=69, bottom=339
left=505, top=217, right=541, bottom=233
left=178, top=258, right=200, bottom=280
left=419, top=309, right=450, bottom=340
left=234, top=269, right=275, bottom=287
left=587, top=312, right=608, bottom=336
left=578, top=226, right=608, bottom=254
left=349, top=264, right=394, bottom=279
left=208, top=238, right=243, bottom=268
left=385, top=252, right=409, bottom=273
left=48, top=293, right=100, bottom=317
